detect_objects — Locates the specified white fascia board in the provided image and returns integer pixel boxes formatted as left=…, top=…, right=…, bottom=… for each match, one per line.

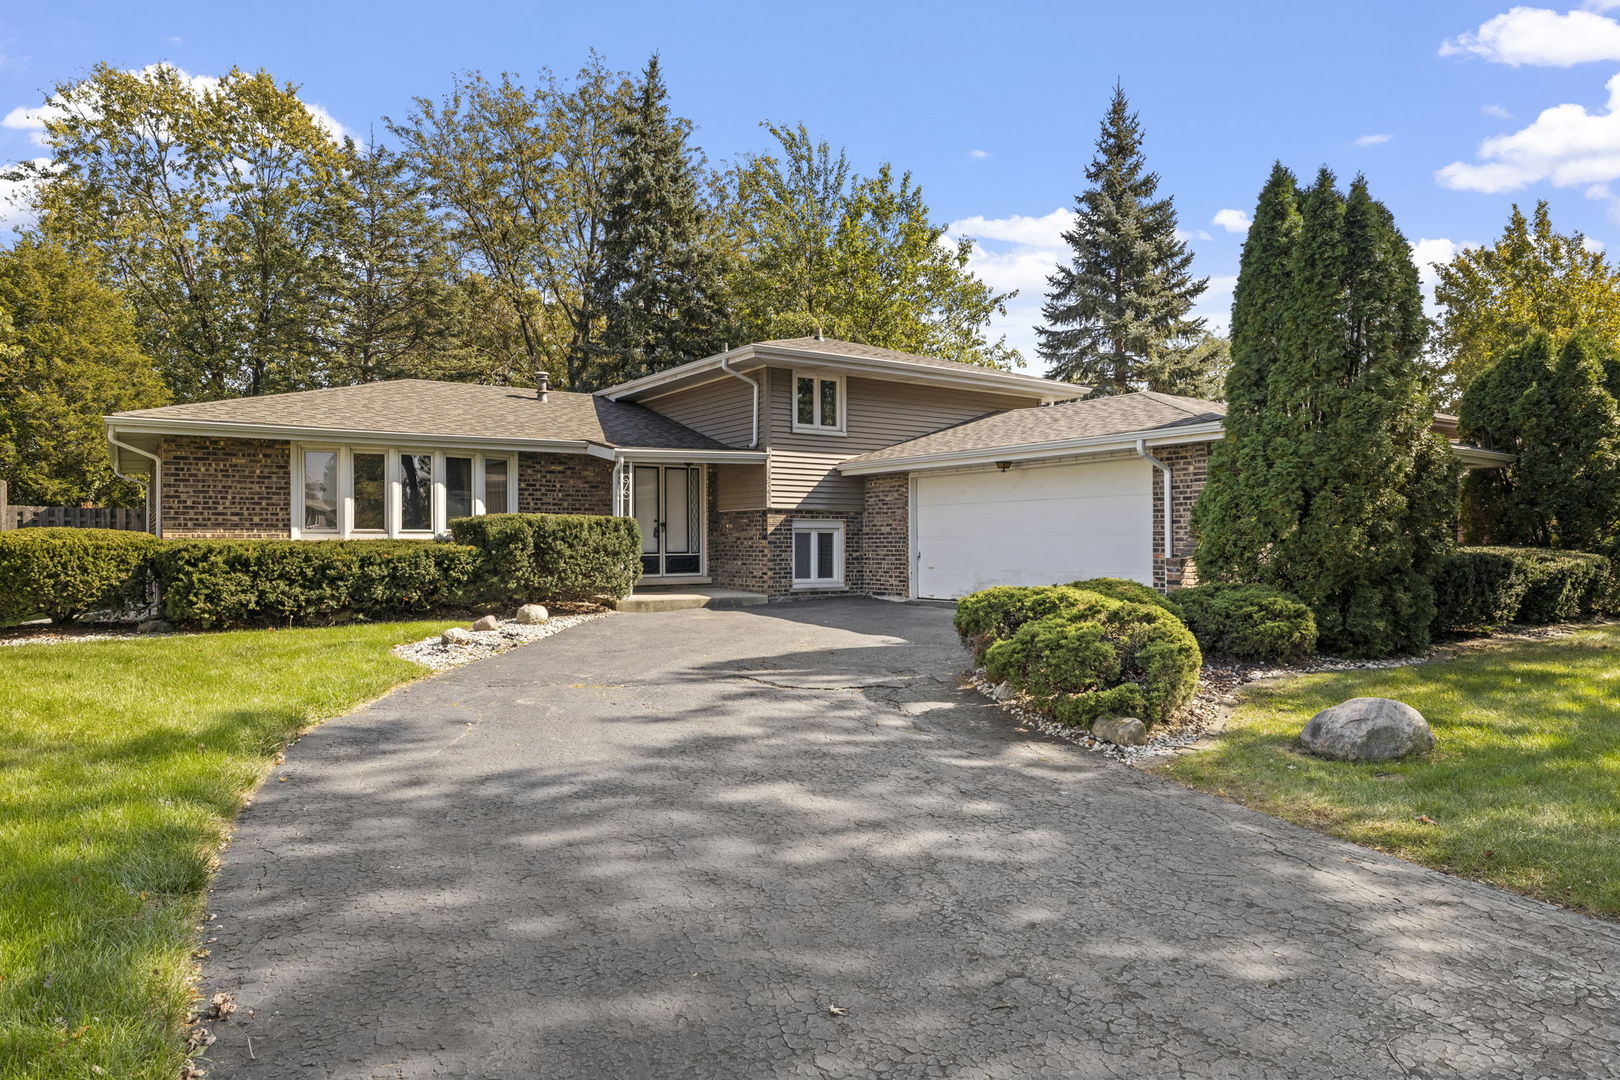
left=606, top=447, right=768, bottom=465
left=837, top=422, right=1226, bottom=476
left=105, top=416, right=594, bottom=454
left=1451, top=445, right=1515, bottom=467
left=598, top=344, right=1085, bottom=403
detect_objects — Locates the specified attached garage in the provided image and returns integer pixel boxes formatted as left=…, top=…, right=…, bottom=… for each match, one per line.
left=913, top=458, right=1153, bottom=599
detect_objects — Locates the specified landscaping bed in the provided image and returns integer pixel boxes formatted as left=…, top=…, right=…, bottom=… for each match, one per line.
left=1156, top=623, right=1620, bottom=919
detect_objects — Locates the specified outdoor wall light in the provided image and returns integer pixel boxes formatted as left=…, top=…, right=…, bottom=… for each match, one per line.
left=995, top=461, right=1012, bottom=472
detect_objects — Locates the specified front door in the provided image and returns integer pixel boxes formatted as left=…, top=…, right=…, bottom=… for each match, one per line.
left=632, top=465, right=703, bottom=578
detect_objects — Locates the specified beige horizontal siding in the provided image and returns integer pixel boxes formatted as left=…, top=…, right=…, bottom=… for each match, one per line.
left=714, top=463, right=767, bottom=511
left=638, top=376, right=757, bottom=448
left=765, top=368, right=1040, bottom=510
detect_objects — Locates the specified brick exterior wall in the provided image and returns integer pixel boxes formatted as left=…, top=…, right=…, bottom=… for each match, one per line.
left=517, top=453, right=613, bottom=515
left=710, top=509, right=771, bottom=593
left=857, top=474, right=909, bottom=597
left=1150, top=442, right=1210, bottom=591
left=160, top=435, right=292, bottom=538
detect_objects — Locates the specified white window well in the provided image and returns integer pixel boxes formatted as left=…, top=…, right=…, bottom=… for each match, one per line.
left=289, top=444, right=518, bottom=539
left=792, top=519, right=844, bottom=588
left=792, top=370, right=845, bottom=434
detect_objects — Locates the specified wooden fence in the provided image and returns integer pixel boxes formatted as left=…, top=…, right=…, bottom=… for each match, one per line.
left=0, top=481, right=149, bottom=532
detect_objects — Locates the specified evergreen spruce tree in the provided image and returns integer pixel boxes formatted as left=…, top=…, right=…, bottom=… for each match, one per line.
left=583, top=55, right=729, bottom=388
left=1192, top=168, right=1458, bottom=657
left=1036, top=85, right=1208, bottom=395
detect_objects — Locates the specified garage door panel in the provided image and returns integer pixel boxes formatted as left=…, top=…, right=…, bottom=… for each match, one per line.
left=914, top=460, right=1153, bottom=599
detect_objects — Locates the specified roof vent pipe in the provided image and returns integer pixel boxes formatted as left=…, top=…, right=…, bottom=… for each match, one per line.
left=535, top=371, right=550, bottom=402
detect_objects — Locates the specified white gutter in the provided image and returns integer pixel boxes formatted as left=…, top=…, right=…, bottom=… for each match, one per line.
left=106, top=426, right=163, bottom=537
left=105, top=415, right=597, bottom=454
left=1135, top=438, right=1174, bottom=563
left=717, top=350, right=760, bottom=448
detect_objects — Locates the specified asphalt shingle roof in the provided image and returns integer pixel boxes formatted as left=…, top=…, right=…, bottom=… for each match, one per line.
left=110, top=379, right=731, bottom=450
left=841, top=391, right=1226, bottom=465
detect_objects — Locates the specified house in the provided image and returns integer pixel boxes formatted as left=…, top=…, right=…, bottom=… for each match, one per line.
left=104, top=337, right=1513, bottom=601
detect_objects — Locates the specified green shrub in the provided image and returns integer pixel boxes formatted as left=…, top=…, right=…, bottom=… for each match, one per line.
left=983, top=600, right=1201, bottom=727
left=953, top=585, right=1114, bottom=656
left=1431, top=546, right=1614, bottom=631
left=1066, top=577, right=1178, bottom=614
left=152, top=540, right=481, bottom=629
left=0, top=527, right=161, bottom=623
left=1172, top=583, right=1318, bottom=663
left=450, top=513, right=641, bottom=604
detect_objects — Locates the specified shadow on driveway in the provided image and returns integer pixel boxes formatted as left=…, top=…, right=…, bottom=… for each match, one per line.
left=199, top=599, right=1620, bottom=1079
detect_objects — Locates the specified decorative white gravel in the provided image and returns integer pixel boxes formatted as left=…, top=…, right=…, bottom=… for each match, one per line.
left=0, top=628, right=176, bottom=647
left=393, top=612, right=607, bottom=670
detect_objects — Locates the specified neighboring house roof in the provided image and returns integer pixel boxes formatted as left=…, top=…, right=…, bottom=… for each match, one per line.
left=839, top=391, right=1227, bottom=474
left=597, top=336, right=1087, bottom=402
left=106, top=379, right=737, bottom=452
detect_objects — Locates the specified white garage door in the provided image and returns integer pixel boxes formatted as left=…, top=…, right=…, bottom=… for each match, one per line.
left=914, top=459, right=1153, bottom=599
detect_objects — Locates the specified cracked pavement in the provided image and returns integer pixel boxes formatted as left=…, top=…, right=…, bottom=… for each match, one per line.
left=199, top=599, right=1620, bottom=1078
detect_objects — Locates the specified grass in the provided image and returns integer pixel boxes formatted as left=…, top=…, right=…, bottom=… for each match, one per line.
left=1159, top=624, right=1620, bottom=919
left=0, top=620, right=455, bottom=1079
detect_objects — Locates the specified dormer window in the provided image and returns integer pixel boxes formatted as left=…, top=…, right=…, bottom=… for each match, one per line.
left=792, top=371, right=845, bottom=435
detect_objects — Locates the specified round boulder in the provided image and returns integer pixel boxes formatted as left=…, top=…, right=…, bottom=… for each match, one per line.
left=1300, top=697, right=1434, bottom=762
left=1091, top=715, right=1150, bottom=747
left=471, top=615, right=501, bottom=632
left=441, top=626, right=475, bottom=646
left=515, top=604, right=550, bottom=625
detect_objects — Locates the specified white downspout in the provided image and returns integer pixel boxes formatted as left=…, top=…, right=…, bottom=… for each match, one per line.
left=1135, top=438, right=1174, bottom=570
left=107, top=426, right=163, bottom=537
left=717, top=351, right=760, bottom=449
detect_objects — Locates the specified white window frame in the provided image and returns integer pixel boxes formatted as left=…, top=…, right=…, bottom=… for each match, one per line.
left=790, top=369, right=847, bottom=436
left=289, top=444, right=518, bottom=540
left=791, top=518, right=845, bottom=589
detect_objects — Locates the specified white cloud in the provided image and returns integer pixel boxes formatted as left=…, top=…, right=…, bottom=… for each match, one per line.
left=2, top=63, right=350, bottom=149
left=1437, top=70, right=1620, bottom=191
left=968, top=148, right=989, bottom=160
left=1441, top=6, right=1620, bottom=66
left=1212, top=208, right=1251, bottom=234
left=1354, top=133, right=1393, bottom=146
left=1410, top=237, right=1478, bottom=308
left=949, top=207, right=1070, bottom=249
left=0, top=157, right=46, bottom=231
left=1482, top=103, right=1516, bottom=119
left=946, top=208, right=1073, bottom=360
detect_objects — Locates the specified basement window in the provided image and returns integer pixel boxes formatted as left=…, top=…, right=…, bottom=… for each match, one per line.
left=792, top=519, right=844, bottom=588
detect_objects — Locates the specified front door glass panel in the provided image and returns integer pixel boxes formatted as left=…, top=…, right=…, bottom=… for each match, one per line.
left=633, top=465, right=702, bottom=576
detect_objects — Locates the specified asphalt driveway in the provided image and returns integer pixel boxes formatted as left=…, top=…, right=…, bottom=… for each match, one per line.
left=200, top=599, right=1619, bottom=1079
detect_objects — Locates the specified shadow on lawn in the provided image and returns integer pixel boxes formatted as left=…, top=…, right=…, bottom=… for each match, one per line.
left=194, top=601, right=1620, bottom=1080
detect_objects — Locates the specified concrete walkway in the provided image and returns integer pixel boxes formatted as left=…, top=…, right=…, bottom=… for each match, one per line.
left=200, top=599, right=1619, bottom=1079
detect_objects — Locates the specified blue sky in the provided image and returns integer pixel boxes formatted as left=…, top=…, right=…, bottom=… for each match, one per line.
left=4, top=1, right=1620, bottom=361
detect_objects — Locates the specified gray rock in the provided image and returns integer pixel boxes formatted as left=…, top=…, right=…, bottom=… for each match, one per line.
left=1091, top=715, right=1150, bottom=746
left=515, top=604, right=550, bottom=625
left=136, top=618, right=173, bottom=634
left=990, top=681, right=1015, bottom=701
left=1301, top=697, right=1434, bottom=762
left=471, top=615, right=501, bottom=632
left=441, top=627, right=475, bottom=645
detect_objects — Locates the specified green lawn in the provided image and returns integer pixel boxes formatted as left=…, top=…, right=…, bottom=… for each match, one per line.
left=1160, top=624, right=1620, bottom=918
left=0, top=621, right=454, bottom=1079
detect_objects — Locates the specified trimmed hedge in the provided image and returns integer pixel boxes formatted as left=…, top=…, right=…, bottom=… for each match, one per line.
left=450, top=513, right=641, bottom=605
left=1065, top=577, right=1178, bottom=614
left=982, top=597, right=1201, bottom=727
left=1432, top=546, right=1614, bottom=631
left=151, top=540, right=483, bottom=629
left=953, top=585, right=1116, bottom=658
left=0, top=527, right=161, bottom=623
left=1171, top=583, right=1318, bottom=663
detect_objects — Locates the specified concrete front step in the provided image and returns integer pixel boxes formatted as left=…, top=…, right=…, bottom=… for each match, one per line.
left=612, top=587, right=769, bottom=613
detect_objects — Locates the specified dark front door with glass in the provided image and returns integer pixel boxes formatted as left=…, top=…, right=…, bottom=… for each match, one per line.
left=632, top=465, right=702, bottom=577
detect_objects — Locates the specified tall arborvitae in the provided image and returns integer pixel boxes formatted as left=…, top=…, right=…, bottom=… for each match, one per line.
left=1189, top=163, right=1301, bottom=581
left=1036, top=85, right=1208, bottom=395
left=1192, top=168, right=1458, bottom=657
left=583, top=55, right=729, bottom=388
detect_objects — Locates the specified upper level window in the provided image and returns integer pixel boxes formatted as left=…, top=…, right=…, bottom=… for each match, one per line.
left=792, top=371, right=845, bottom=435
